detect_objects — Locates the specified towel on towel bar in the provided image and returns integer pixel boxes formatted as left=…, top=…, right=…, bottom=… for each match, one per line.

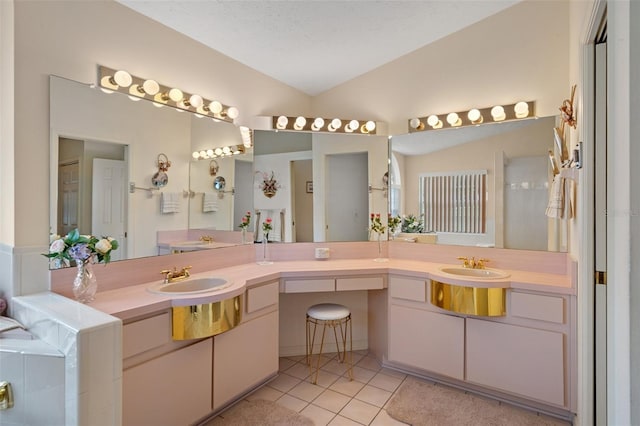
left=545, top=175, right=574, bottom=219
left=161, top=192, right=180, bottom=214
left=202, top=192, right=219, bottom=213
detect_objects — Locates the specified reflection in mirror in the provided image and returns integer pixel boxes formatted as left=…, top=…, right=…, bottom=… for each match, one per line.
left=391, top=116, right=566, bottom=252
left=213, top=176, right=226, bottom=191
left=252, top=130, right=388, bottom=242
left=49, top=75, right=250, bottom=267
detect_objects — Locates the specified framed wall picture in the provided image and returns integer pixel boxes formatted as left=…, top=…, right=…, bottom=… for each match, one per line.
left=306, top=181, right=313, bottom=193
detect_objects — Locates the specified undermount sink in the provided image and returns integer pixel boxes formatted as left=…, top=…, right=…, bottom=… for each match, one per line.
left=437, top=266, right=510, bottom=280
left=148, top=277, right=232, bottom=295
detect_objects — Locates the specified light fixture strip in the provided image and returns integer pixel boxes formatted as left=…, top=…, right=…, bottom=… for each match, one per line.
left=271, top=116, right=377, bottom=135
left=98, top=65, right=237, bottom=123
left=192, top=144, right=247, bottom=160
left=408, top=101, right=535, bottom=133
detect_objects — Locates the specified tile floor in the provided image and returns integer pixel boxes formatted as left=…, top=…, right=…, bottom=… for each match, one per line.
left=220, top=351, right=409, bottom=425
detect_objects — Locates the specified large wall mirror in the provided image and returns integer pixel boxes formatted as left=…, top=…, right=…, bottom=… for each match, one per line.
left=252, top=130, right=389, bottom=243
left=390, top=115, right=567, bottom=252
left=49, top=75, right=253, bottom=266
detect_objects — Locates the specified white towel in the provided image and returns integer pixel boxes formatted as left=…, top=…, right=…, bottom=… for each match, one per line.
left=202, top=192, right=219, bottom=213
left=545, top=175, right=566, bottom=219
left=257, top=209, right=283, bottom=242
left=161, top=192, right=180, bottom=214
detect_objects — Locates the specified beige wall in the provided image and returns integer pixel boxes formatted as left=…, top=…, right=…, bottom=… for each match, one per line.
left=312, top=1, right=570, bottom=135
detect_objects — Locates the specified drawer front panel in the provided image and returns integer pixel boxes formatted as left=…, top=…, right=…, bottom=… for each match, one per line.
left=284, top=279, right=335, bottom=293
left=123, top=312, right=171, bottom=359
left=336, top=276, right=384, bottom=291
left=389, top=277, right=426, bottom=302
left=511, top=292, right=564, bottom=324
left=247, top=281, right=279, bottom=313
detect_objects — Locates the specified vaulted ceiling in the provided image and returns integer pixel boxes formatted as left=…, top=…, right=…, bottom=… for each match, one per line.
left=117, top=1, right=521, bottom=96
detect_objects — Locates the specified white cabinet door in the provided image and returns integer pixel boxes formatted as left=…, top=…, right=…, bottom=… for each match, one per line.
left=213, top=310, right=279, bottom=410
left=123, top=339, right=212, bottom=426
left=388, top=305, right=464, bottom=380
left=466, top=318, right=565, bottom=406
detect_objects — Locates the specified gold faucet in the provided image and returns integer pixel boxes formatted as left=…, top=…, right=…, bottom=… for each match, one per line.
left=457, top=256, right=489, bottom=269
left=160, top=266, right=192, bottom=283
left=200, top=235, right=214, bottom=243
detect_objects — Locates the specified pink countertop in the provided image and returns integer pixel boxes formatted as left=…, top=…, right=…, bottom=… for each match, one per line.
left=88, top=258, right=574, bottom=322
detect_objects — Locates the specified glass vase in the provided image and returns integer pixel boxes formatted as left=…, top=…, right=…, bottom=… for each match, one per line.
left=73, top=258, right=98, bottom=303
left=374, top=232, right=388, bottom=262
left=241, top=228, right=247, bottom=244
left=257, top=237, right=273, bottom=265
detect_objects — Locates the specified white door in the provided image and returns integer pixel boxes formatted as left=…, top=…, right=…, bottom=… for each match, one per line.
left=326, top=152, right=368, bottom=241
left=57, top=161, right=80, bottom=236
left=92, top=159, right=126, bottom=260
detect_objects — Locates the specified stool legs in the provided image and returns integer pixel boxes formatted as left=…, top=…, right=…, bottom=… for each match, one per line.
left=305, top=314, right=353, bottom=384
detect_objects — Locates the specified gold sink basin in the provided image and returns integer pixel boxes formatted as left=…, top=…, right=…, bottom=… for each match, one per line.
left=437, top=266, right=510, bottom=280
left=148, top=277, right=232, bottom=295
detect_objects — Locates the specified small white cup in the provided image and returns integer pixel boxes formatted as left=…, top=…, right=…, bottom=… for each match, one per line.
left=315, top=247, right=330, bottom=260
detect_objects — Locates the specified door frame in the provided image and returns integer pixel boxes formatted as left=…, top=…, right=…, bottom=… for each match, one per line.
left=580, top=1, right=632, bottom=425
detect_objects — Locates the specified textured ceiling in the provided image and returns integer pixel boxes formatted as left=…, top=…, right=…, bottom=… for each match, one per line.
left=117, top=0, right=520, bottom=96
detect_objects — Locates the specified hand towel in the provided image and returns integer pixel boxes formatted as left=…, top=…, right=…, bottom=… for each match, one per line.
left=545, top=175, right=564, bottom=218
left=202, top=192, right=219, bottom=213
left=161, top=192, right=180, bottom=214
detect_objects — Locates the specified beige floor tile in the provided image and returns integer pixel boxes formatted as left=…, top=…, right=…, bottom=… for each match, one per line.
left=322, top=359, right=351, bottom=376
left=309, top=370, right=341, bottom=388
left=329, top=376, right=366, bottom=397
left=301, top=404, right=337, bottom=426
left=350, top=366, right=377, bottom=384
left=356, top=356, right=382, bottom=372
left=354, top=385, right=393, bottom=408
left=289, top=380, right=326, bottom=402
left=286, top=361, right=313, bottom=380
left=286, top=354, right=307, bottom=362
left=269, top=373, right=302, bottom=393
left=370, top=409, right=409, bottom=425
left=327, top=415, right=364, bottom=426
left=245, top=385, right=283, bottom=402
left=276, top=393, right=308, bottom=413
left=279, top=357, right=297, bottom=372
left=313, top=389, right=352, bottom=413
left=339, top=398, right=380, bottom=425
left=368, top=372, right=403, bottom=393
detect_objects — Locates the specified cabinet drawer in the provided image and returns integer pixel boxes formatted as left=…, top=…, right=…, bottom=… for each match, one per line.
left=284, top=278, right=335, bottom=293
left=336, top=276, right=384, bottom=291
left=247, top=281, right=279, bottom=313
left=123, top=312, right=171, bottom=359
left=389, top=277, right=427, bottom=302
left=511, top=292, right=564, bottom=324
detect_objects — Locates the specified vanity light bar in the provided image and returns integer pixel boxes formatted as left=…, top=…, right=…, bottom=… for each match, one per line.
left=272, top=116, right=377, bottom=135
left=408, top=101, right=535, bottom=133
left=192, top=145, right=246, bottom=160
left=98, top=66, right=239, bottom=124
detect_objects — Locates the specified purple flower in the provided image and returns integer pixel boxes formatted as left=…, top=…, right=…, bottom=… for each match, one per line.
left=68, top=243, right=92, bottom=262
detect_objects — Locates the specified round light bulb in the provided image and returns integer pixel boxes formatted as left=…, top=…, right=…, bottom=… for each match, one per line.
left=365, top=121, right=376, bottom=132
left=427, top=115, right=441, bottom=128
left=514, top=101, right=529, bottom=118
left=312, top=117, right=325, bottom=131
left=209, top=101, right=223, bottom=114
left=189, top=94, right=203, bottom=108
left=206, top=149, right=214, bottom=157
left=491, top=105, right=506, bottom=121
left=199, top=150, right=207, bottom=158
left=294, top=116, right=307, bottom=130
left=329, top=118, right=342, bottom=131
left=222, top=146, right=231, bottom=154
left=277, top=116, right=289, bottom=129
left=168, top=88, right=183, bottom=102
left=446, top=112, right=461, bottom=126
left=226, top=107, right=239, bottom=119
left=192, top=151, right=200, bottom=159
left=214, top=147, right=223, bottom=155
left=348, top=120, right=359, bottom=131
left=468, top=109, right=482, bottom=123
left=142, top=79, right=160, bottom=95
left=409, top=118, right=421, bottom=129
left=113, top=70, right=132, bottom=88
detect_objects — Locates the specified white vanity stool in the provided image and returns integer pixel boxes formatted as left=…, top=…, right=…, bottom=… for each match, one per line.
left=305, top=303, right=353, bottom=384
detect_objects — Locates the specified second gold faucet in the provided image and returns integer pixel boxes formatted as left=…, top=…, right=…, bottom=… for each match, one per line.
left=457, top=256, right=489, bottom=269
left=161, top=266, right=192, bottom=283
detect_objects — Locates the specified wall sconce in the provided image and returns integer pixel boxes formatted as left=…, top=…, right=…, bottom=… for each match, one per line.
left=152, top=153, right=171, bottom=188
left=272, top=116, right=377, bottom=134
left=192, top=145, right=246, bottom=160
left=239, top=126, right=253, bottom=148
left=98, top=66, right=239, bottom=123
left=408, top=101, right=535, bottom=133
